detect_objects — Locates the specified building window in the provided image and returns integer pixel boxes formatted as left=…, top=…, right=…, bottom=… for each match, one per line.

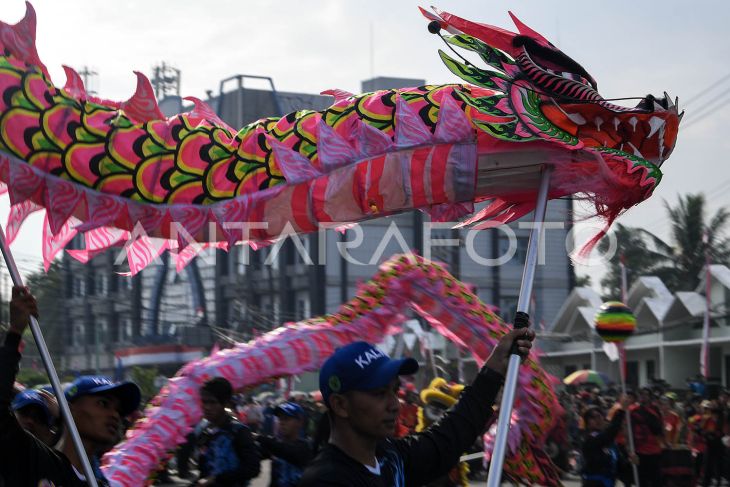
left=96, top=274, right=107, bottom=296
left=296, top=298, right=310, bottom=321
left=646, top=360, right=656, bottom=382
left=295, top=236, right=312, bottom=265
left=72, top=276, right=86, bottom=297
left=565, top=365, right=577, bottom=377
left=497, top=235, right=528, bottom=264
left=73, top=324, right=84, bottom=347
left=499, top=296, right=518, bottom=322
left=235, top=246, right=247, bottom=275
left=626, top=361, right=639, bottom=388
left=117, top=317, right=132, bottom=342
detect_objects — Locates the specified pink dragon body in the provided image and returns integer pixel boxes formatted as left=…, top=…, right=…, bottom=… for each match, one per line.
left=0, top=5, right=679, bottom=274
left=0, top=4, right=682, bottom=486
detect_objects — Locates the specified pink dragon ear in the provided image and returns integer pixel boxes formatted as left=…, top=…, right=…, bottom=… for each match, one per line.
left=508, top=11, right=550, bottom=45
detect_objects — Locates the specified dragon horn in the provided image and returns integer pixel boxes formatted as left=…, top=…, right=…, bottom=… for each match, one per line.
left=121, top=72, right=165, bottom=124
left=508, top=11, right=550, bottom=45
left=62, top=65, right=87, bottom=100
left=426, top=6, right=518, bottom=55
left=0, top=2, right=49, bottom=79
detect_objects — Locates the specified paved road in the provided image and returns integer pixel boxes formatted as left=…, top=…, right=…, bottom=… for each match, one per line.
left=159, top=461, right=583, bottom=486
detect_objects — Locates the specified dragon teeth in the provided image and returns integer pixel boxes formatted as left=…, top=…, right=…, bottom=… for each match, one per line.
left=647, top=116, right=665, bottom=139
left=629, top=117, right=638, bottom=132
left=567, top=113, right=587, bottom=125
left=613, top=117, right=620, bottom=131
left=594, top=116, right=604, bottom=131
left=627, top=142, right=644, bottom=158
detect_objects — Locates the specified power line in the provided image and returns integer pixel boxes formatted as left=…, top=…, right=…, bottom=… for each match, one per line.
left=684, top=72, right=730, bottom=106
left=682, top=96, right=730, bottom=130
left=683, top=85, right=730, bottom=122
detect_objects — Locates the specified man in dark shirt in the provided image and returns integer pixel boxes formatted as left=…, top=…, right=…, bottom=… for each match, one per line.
left=581, top=395, right=632, bottom=487
left=256, top=401, right=313, bottom=487
left=299, top=328, right=534, bottom=487
left=0, top=286, right=141, bottom=486
left=195, top=377, right=261, bottom=486
left=11, top=388, right=58, bottom=446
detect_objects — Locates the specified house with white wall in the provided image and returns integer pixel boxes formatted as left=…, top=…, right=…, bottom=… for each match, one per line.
left=539, top=265, right=730, bottom=392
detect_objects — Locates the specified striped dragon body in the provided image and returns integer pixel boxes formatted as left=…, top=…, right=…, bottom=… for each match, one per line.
left=0, top=5, right=680, bottom=272
left=0, top=5, right=682, bottom=487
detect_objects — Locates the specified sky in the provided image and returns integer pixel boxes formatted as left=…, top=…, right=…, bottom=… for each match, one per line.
left=2, top=0, right=730, bottom=289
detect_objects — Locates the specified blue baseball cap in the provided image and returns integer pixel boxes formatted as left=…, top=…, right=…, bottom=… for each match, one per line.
left=275, top=401, right=305, bottom=418
left=11, top=389, right=53, bottom=426
left=319, top=341, right=419, bottom=407
left=65, top=376, right=141, bottom=417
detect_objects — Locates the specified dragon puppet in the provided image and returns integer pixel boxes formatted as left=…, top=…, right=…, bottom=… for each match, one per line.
left=0, top=3, right=681, bottom=486
left=0, top=4, right=680, bottom=273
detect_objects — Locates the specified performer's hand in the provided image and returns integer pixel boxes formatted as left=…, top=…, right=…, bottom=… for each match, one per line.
left=38, top=388, right=60, bottom=422
left=484, top=328, right=535, bottom=377
left=629, top=453, right=639, bottom=465
left=9, top=286, right=38, bottom=335
left=619, top=393, right=632, bottom=409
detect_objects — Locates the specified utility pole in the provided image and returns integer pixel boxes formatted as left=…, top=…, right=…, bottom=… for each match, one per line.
left=77, top=66, right=98, bottom=95
left=151, top=62, right=181, bottom=99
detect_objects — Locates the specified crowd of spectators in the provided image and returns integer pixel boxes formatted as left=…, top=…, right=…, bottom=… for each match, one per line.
left=550, top=378, right=730, bottom=487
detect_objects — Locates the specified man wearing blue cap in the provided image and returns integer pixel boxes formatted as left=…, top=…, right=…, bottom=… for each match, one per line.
left=255, top=401, right=313, bottom=487
left=12, top=388, right=58, bottom=447
left=299, top=329, right=534, bottom=486
left=0, top=286, right=141, bottom=486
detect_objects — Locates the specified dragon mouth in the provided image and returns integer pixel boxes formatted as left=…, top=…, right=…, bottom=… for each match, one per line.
left=515, top=42, right=681, bottom=167
left=541, top=94, right=681, bottom=167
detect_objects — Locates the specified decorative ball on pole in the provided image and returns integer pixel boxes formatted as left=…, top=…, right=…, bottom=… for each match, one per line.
left=594, top=301, right=636, bottom=343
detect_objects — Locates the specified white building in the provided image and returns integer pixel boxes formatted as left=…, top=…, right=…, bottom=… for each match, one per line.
left=541, top=265, right=730, bottom=392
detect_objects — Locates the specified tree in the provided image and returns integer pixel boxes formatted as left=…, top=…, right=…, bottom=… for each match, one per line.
left=18, top=261, right=66, bottom=367
left=599, top=223, right=670, bottom=299
left=575, top=274, right=592, bottom=287
left=130, top=365, right=160, bottom=403
left=600, top=193, right=730, bottom=296
left=643, top=193, right=730, bottom=291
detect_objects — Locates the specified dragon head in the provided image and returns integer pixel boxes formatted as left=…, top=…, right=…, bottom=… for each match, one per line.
left=422, top=7, right=682, bottom=202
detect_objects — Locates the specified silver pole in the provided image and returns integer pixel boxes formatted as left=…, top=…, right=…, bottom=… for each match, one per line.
left=0, top=225, right=99, bottom=487
left=619, top=344, right=640, bottom=487
left=486, top=165, right=552, bottom=487
left=619, top=255, right=640, bottom=486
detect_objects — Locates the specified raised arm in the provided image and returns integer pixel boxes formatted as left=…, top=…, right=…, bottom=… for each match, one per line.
left=394, top=328, right=534, bottom=486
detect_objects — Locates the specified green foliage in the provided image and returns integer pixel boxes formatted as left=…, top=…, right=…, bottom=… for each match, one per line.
left=130, top=366, right=159, bottom=403
left=600, top=193, right=730, bottom=296
left=575, top=274, right=592, bottom=287
left=21, top=261, right=65, bottom=358
left=599, top=223, right=671, bottom=299
left=16, top=368, right=49, bottom=388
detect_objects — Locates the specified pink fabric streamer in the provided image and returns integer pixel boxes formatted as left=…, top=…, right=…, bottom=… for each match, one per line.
left=101, top=254, right=560, bottom=486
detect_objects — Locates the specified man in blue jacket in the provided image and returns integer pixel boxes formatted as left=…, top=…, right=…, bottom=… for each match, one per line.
left=195, top=377, right=261, bottom=486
